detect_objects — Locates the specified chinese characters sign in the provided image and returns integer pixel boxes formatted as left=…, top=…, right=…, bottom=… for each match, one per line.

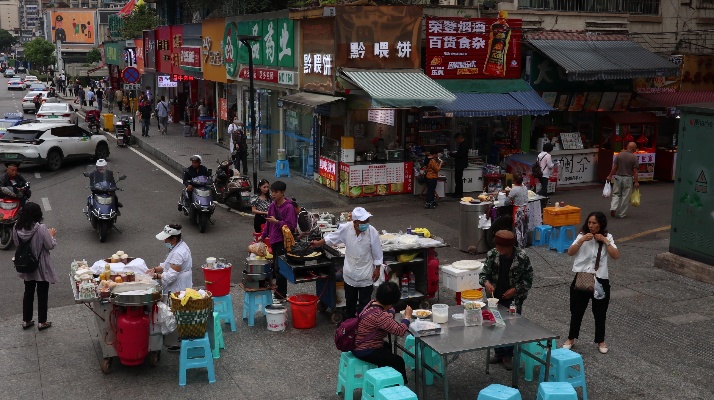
left=301, top=18, right=335, bottom=93
left=202, top=18, right=229, bottom=82
left=302, top=53, right=333, bottom=76
left=611, top=152, right=656, bottom=182
left=338, top=162, right=414, bottom=197
left=232, top=18, right=295, bottom=70
left=224, top=22, right=239, bottom=77
left=319, top=157, right=337, bottom=190
left=425, top=16, right=522, bottom=79
left=180, top=46, right=201, bottom=71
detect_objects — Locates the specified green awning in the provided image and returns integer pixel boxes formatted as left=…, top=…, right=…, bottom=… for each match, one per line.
left=340, top=69, right=456, bottom=108
left=436, top=79, right=532, bottom=94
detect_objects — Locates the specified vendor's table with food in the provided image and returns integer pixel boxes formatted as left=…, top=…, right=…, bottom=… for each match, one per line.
left=400, top=305, right=559, bottom=399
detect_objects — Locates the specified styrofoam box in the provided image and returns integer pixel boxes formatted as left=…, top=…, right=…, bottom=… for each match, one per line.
left=441, top=264, right=483, bottom=292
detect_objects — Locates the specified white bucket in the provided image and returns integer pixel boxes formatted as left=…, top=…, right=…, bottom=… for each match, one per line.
left=265, top=305, right=287, bottom=332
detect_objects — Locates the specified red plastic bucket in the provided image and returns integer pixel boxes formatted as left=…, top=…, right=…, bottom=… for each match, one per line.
left=288, top=294, right=319, bottom=329
left=202, top=266, right=232, bottom=297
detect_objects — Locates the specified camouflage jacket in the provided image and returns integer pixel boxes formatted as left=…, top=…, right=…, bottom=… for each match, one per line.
left=479, top=247, right=533, bottom=308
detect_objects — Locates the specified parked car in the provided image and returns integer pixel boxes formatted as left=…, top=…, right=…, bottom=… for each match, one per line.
left=15, top=65, right=26, bottom=73
left=21, top=91, right=59, bottom=113
left=0, top=122, right=110, bottom=171
left=3, top=68, right=15, bottom=78
left=7, top=78, right=24, bottom=90
left=28, top=82, right=48, bottom=92
left=0, top=113, right=25, bottom=138
left=23, top=75, right=39, bottom=88
left=36, top=103, right=79, bottom=125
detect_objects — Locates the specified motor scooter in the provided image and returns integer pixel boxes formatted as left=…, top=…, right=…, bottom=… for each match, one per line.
left=0, top=183, right=30, bottom=250
left=178, top=173, right=215, bottom=233
left=83, top=166, right=126, bottom=242
left=115, top=116, right=133, bottom=147
left=85, top=110, right=101, bottom=134
left=211, top=160, right=252, bottom=211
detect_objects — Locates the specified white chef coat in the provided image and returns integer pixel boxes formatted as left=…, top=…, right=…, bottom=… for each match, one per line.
left=571, top=233, right=616, bottom=279
left=160, top=240, right=193, bottom=293
left=324, top=223, right=383, bottom=288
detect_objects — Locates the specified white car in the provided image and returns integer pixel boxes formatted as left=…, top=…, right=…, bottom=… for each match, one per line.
left=0, top=122, right=110, bottom=171
left=23, top=75, right=39, bottom=88
left=36, top=103, right=79, bottom=125
left=21, top=91, right=60, bottom=113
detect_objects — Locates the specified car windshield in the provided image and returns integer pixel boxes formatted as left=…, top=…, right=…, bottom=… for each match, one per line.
left=0, top=121, right=16, bottom=131
left=40, top=104, right=67, bottom=112
left=0, top=129, right=43, bottom=142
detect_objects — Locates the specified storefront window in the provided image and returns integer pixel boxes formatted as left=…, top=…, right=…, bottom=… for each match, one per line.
left=284, top=109, right=314, bottom=174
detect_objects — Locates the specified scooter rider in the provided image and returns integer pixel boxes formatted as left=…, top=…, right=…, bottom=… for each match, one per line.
left=0, top=162, right=31, bottom=206
left=182, top=155, right=210, bottom=205
left=88, top=159, right=122, bottom=209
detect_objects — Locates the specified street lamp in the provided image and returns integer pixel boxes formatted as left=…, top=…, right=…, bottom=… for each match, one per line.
left=238, top=34, right=262, bottom=192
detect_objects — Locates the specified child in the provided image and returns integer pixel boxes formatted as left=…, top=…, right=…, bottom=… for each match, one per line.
left=258, top=181, right=296, bottom=302
left=424, top=150, right=443, bottom=209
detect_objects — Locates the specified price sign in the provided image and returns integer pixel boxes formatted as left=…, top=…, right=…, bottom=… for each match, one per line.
left=123, top=83, right=141, bottom=90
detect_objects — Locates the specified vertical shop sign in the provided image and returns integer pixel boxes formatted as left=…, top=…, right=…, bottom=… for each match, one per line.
left=224, top=22, right=239, bottom=77
left=301, top=18, right=335, bottom=94
left=219, top=98, right=228, bottom=120
left=262, top=19, right=278, bottom=67
left=144, top=30, right=156, bottom=72
left=277, top=18, right=294, bottom=68
left=238, top=21, right=262, bottom=65
left=312, top=115, right=320, bottom=177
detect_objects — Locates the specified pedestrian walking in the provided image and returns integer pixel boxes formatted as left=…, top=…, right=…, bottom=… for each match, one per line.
left=424, top=150, right=443, bottom=209
left=14, top=202, right=58, bottom=332
left=452, top=133, right=469, bottom=198
left=115, top=89, right=124, bottom=112
left=122, top=96, right=129, bottom=114
left=77, top=87, right=86, bottom=109
left=87, top=88, right=95, bottom=108
left=33, top=93, right=42, bottom=114
left=228, top=118, right=248, bottom=175
left=106, top=88, right=114, bottom=112
left=138, top=96, right=152, bottom=137
left=95, top=87, right=103, bottom=112
left=155, top=96, right=170, bottom=134
left=606, top=141, right=639, bottom=219
left=563, top=211, right=620, bottom=354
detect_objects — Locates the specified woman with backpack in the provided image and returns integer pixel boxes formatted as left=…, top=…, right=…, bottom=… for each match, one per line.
left=13, top=202, right=58, bottom=331
left=536, top=143, right=555, bottom=196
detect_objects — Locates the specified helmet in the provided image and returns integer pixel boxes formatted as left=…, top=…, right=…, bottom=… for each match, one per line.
left=190, top=155, right=202, bottom=163
left=220, top=160, right=232, bottom=169
left=96, top=159, right=107, bottom=167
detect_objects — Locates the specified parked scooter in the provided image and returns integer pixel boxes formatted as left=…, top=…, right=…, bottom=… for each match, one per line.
left=115, top=116, right=133, bottom=147
left=178, top=173, right=215, bottom=233
left=83, top=165, right=126, bottom=242
left=0, top=182, right=30, bottom=250
left=211, top=159, right=252, bottom=211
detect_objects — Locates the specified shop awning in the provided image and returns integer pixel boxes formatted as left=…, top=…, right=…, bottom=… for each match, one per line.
left=435, top=79, right=554, bottom=117
left=527, top=32, right=680, bottom=81
left=278, top=92, right=344, bottom=114
left=339, top=69, right=456, bottom=108
left=632, top=91, right=714, bottom=109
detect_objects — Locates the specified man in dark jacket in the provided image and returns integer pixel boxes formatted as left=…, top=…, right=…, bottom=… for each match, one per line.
left=452, top=133, right=469, bottom=198
left=0, top=162, right=31, bottom=205
left=138, top=97, right=153, bottom=137
left=182, top=155, right=210, bottom=206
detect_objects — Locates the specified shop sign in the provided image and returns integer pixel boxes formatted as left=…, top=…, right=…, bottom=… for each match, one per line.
left=202, top=36, right=224, bottom=66
left=238, top=67, right=279, bottom=83
left=143, top=30, right=156, bottom=71
left=104, top=42, right=123, bottom=66
left=338, top=162, right=414, bottom=197
left=425, top=16, right=522, bottom=79
left=277, top=18, right=294, bottom=68
left=171, top=74, right=196, bottom=82
left=335, top=5, right=421, bottom=69
left=319, top=156, right=337, bottom=190
left=157, top=75, right=177, bottom=87
left=278, top=70, right=295, bottom=86
left=302, top=53, right=333, bottom=76
left=262, top=19, right=278, bottom=66
left=224, top=22, right=239, bottom=76
left=180, top=46, right=201, bottom=71
left=301, top=18, right=335, bottom=94
left=238, top=20, right=263, bottom=65
left=550, top=153, right=597, bottom=185
left=124, top=48, right=137, bottom=67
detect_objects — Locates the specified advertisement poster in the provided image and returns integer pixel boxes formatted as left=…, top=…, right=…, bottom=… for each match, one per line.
left=219, top=98, right=228, bottom=121
left=568, top=92, right=586, bottom=112
left=50, top=11, right=96, bottom=44
left=425, top=16, right=522, bottom=79
left=583, top=92, right=602, bottom=112
left=611, top=152, right=655, bottom=181
left=598, top=92, right=618, bottom=111
left=319, top=156, right=337, bottom=190
left=338, top=162, right=414, bottom=197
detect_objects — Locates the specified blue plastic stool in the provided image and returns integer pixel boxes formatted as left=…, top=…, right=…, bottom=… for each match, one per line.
left=179, top=333, right=216, bottom=386
left=362, top=367, right=404, bottom=400
left=275, top=159, right=291, bottom=177
left=533, top=225, right=553, bottom=247
left=477, top=384, right=522, bottom=400
left=521, top=339, right=557, bottom=382
left=376, top=385, right=418, bottom=400
left=212, top=311, right=225, bottom=359
left=549, top=226, right=577, bottom=253
left=402, top=335, right=442, bottom=386
left=538, top=348, right=588, bottom=400
left=336, top=352, right=376, bottom=400
left=242, top=290, right=272, bottom=327
left=213, top=294, right=237, bottom=332
left=537, top=382, right=578, bottom=400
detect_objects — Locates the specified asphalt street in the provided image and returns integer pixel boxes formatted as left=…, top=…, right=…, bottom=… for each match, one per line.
left=0, top=79, right=712, bottom=399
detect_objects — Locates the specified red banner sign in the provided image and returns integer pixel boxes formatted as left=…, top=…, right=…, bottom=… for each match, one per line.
left=238, top=67, right=279, bottom=83
left=425, top=16, right=522, bottom=79
left=180, top=46, right=201, bottom=70
left=319, top=157, right=337, bottom=190
left=219, top=98, right=228, bottom=121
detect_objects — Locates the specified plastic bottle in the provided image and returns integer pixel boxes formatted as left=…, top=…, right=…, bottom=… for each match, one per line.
left=408, top=271, right=416, bottom=296
left=401, top=275, right=409, bottom=298
left=509, top=301, right=517, bottom=314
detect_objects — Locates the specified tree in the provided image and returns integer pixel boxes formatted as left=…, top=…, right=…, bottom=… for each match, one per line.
left=23, top=38, right=56, bottom=71
left=121, top=3, right=158, bottom=39
left=0, top=29, right=17, bottom=51
left=87, top=48, right=101, bottom=64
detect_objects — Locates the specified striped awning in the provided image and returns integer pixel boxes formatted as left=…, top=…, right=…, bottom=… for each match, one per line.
left=278, top=92, right=344, bottom=114
left=436, top=80, right=554, bottom=117
left=340, top=69, right=455, bottom=108
left=631, top=91, right=714, bottom=109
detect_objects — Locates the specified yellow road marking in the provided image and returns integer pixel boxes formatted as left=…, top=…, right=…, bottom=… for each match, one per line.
left=618, top=226, right=670, bottom=243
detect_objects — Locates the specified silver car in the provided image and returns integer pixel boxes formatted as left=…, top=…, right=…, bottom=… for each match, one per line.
left=36, top=103, right=79, bottom=125
left=21, top=91, right=60, bottom=113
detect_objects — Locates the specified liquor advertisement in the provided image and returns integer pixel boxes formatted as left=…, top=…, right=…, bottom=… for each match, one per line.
left=319, top=156, right=337, bottom=190
left=338, top=162, right=414, bottom=197
left=50, top=10, right=97, bottom=45
left=425, top=14, right=522, bottom=79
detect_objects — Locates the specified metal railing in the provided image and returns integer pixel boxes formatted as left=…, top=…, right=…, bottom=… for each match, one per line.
left=518, top=0, right=660, bottom=15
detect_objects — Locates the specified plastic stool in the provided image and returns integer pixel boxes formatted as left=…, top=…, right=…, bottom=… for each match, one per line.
left=336, top=352, right=377, bottom=400
left=376, top=385, right=418, bottom=400
left=275, top=159, right=291, bottom=177
left=213, top=294, right=237, bottom=332
left=362, top=367, right=404, bottom=400
left=549, top=226, right=577, bottom=253
left=402, top=335, right=442, bottom=386
left=477, top=384, right=522, bottom=400
left=522, top=339, right=557, bottom=382
left=533, top=225, right=553, bottom=247
left=538, top=348, right=588, bottom=400
left=242, top=290, right=272, bottom=327
left=179, top=333, right=216, bottom=386
left=537, top=382, right=578, bottom=400
left=212, top=311, right=225, bottom=359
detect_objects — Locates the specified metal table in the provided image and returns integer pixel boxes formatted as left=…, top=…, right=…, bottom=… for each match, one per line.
left=400, top=305, right=558, bottom=399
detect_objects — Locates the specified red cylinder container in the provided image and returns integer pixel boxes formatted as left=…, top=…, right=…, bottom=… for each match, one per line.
left=427, top=249, right=440, bottom=299
left=114, top=306, right=149, bottom=366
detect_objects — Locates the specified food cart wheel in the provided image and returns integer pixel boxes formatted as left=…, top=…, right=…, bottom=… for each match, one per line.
left=148, top=351, right=161, bottom=367
left=419, top=300, right=431, bottom=310
left=100, top=357, right=113, bottom=374
left=486, top=216, right=515, bottom=249
left=330, top=311, right=343, bottom=325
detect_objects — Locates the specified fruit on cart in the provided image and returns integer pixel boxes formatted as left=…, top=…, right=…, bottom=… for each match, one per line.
left=114, top=276, right=123, bottom=283
left=412, top=228, right=431, bottom=238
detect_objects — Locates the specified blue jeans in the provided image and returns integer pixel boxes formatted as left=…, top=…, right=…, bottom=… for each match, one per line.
left=141, top=118, right=150, bottom=135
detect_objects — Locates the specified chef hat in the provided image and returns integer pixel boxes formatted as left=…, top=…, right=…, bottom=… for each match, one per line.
left=351, top=207, right=372, bottom=222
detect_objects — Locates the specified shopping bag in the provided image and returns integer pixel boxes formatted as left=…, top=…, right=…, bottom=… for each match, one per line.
left=630, top=189, right=641, bottom=206
left=602, top=181, right=612, bottom=198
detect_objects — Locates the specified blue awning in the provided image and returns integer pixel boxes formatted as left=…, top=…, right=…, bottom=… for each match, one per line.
left=438, top=91, right=553, bottom=117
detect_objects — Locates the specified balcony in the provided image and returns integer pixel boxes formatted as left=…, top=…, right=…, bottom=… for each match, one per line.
left=518, top=0, right=660, bottom=15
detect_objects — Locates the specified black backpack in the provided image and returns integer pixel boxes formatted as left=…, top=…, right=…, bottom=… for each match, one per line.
left=14, top=231, right=39, bottom=274
left=532, top=154, right=545, bottom=179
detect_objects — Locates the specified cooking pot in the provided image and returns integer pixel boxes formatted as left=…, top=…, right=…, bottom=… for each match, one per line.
left=245, top=258, right=271, bottom=274
left=243, top=270, right=271, bottom=287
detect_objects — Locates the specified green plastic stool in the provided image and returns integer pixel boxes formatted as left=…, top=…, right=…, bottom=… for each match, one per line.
left=362, top=367, right=404, bottom=400
left=538, top=348, right=588, bottom=400
left=521, top=339, right=557, bottom=382
left=402, top=334, right=442, bottom=385
left=477, top=384, right=522, bottom=400
left=376, top=385, right=418, bottom=400
left=537, top=382, right=578, bottom=400
left=212, top=311, right=225, bottom=359
left=336, top=351, right=376, bottom=400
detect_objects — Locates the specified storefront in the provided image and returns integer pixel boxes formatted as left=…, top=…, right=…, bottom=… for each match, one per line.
left=202, top=18, right=229, bottom=145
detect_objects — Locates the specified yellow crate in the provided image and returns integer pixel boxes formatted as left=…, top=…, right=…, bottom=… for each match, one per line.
left=543, top=206, right=581, bottom=227
left=341, top=136, right=355, bottom=149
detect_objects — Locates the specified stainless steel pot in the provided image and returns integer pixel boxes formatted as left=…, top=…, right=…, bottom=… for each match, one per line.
left=245, top=258, right=272, bottom=274
left=110, top=281, right=162, bottom=306
left=243, top=270, right=271, bottom=283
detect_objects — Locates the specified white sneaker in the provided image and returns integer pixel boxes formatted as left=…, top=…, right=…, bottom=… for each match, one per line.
left=562, top=340, right=574, bottom=350
left=598, top=343, right=608, bottom=354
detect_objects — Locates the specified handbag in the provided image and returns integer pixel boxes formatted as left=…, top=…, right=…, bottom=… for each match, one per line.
left=574, top=242, right=604, bottom=293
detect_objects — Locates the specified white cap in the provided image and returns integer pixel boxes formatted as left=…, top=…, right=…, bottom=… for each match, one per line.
left=351, top=207, right=372, bottom=222
left=156, top=225, right=181, bottom=240
left=96, top=159, right=107, bottom=167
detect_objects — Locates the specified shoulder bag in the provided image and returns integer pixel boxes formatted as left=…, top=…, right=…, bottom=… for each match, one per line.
left=574, top=242, right=604, bottom=293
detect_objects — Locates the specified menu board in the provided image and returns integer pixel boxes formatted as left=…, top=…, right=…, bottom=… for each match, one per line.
left=338, top=162, right=413, bottom=197
left=367, top=109, right=395, bottom=126
left=559, top=132, right=584, bottom=150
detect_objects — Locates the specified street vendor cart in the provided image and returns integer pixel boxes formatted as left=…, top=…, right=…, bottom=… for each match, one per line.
left=277, top=252, right=341, bottom=323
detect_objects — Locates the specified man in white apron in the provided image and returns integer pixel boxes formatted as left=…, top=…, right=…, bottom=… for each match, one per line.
left=311, top=207, right=383, bottom=321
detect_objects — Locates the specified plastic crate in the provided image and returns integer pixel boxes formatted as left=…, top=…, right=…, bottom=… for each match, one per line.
left=543, top=206, right=581, bottom=227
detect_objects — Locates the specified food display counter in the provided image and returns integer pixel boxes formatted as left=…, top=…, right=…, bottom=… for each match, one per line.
left=337, top=161, right=414, bottom=197
left=597, top=149, right=656, bottom=182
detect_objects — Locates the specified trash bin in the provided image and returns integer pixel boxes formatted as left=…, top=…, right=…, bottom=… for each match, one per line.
left=436, top=175, right=447, bottom=198
left=103, top=114, right=114, bottom=132
left=459, top=201, right=490, bottom=253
